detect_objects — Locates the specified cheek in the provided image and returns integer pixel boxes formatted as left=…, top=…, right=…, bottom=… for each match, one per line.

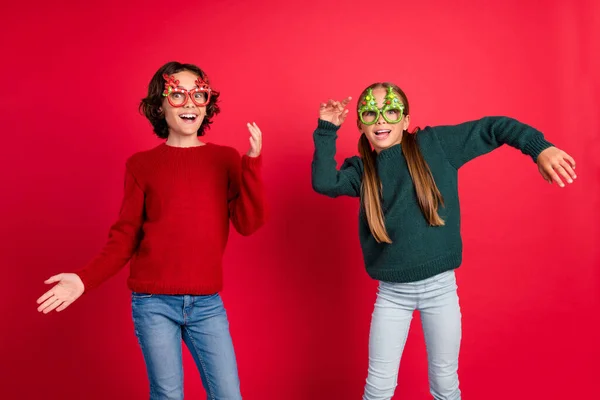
left=364, top=130, right=378, bottom=141
left=163, top=108, right=179, bottom=125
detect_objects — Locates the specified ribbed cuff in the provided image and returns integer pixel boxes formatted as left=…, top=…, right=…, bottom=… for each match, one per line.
left=242, top=153, right=262, bottom=169
left=75, top=269, right=96, bottom=294
left=523, top=136, right=553, bottom=162
left=316, top=119, right=341, bottom=134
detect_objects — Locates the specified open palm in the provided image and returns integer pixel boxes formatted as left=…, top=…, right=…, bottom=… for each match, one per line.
left=36, top=273, right=85, bottom=313
left=246, top=122, right=262, bottom=157
left=319, top=97, right=352, bottom=126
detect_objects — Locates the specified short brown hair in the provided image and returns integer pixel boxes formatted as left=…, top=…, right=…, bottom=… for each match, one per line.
left=139, top=61, right=221, bottom=139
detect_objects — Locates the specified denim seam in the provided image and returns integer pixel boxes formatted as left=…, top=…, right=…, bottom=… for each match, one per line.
left=132, top=308, right=158, bottom=396
left=397, top=313, right=412, bottom=385
left=183, top=325, right=216, bottom=400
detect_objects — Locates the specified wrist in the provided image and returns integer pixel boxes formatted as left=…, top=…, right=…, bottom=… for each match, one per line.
left=317, top=119, right=341, bottom=130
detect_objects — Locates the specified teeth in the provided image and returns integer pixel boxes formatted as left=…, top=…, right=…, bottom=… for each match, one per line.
left=180, top=114, right=196, bottom=118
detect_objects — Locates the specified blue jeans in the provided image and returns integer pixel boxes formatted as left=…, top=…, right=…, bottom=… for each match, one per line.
left=363, top=270, right=462, bottom=400
left=131, top=292, right=242, bottom=400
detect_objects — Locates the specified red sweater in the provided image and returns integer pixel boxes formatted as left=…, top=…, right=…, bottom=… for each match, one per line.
left=76, top=142, right=266, bottom=295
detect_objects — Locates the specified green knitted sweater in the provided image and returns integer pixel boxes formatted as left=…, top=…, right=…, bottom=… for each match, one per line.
left=311, top=117, right=553, bottom=282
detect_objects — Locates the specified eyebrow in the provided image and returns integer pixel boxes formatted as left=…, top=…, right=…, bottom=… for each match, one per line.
left=175, top=85, right=198, bottom=90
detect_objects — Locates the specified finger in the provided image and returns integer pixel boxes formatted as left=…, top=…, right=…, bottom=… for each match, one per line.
left=339, top=109, right=350, bottom=124
left=247, top=123, right=260, bottom=139
left=340, top=96, right=352, bottom=107
left=252, top=122, right=262, bottom=137
left=539, top=168, right=552, bottom=184
left=546, top=165, right=565, bottom=187
left=253, top=133, right=262, bottom=148
left=248, top=127, right=260, bottom=142
left=56, top=300, right=73, bottom=312
left=540, top=170, right=552, bottom=185
left=323, top=100, right=337, bottom=112
left=38, top=296, right=59, bottom=313
left=43, top=299, right=63, bottom=314
left=37, top=288, right=56, bottom=304
left=563, top=152, right=576, bottom=169
left=249, top=122, right=261, bottom=138
left=254, top=130, right=262, bottom=147
left=554, top=164, right=573, bottom=184
left=559, top=160, right=577, bottom=180
left=44, top=274, right=63, bottom=284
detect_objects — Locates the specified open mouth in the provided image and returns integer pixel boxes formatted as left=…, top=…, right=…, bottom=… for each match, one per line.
left=179, top=113, right=198, bottom=124
left=374, top=129, right=391, bottom=140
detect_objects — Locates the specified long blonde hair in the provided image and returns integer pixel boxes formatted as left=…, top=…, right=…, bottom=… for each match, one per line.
left=357, top=83, right=445, bottom=244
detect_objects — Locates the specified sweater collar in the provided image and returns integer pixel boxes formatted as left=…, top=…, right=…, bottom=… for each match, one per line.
left=376, top=143, right=403, bottom=162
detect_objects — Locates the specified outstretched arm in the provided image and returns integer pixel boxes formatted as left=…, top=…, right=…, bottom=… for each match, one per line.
left=431, top=116, right=576, bottom=187
left=37, top=165, right=145, bottom=313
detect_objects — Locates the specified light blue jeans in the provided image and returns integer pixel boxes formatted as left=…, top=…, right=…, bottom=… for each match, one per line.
left=363, top=270, right=462, bottom=400
left=131, top=292, right=241, bottom=400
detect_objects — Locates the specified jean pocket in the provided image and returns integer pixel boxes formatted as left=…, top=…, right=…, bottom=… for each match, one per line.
left=131, top=292, right=153, bottom=299
left=431, top=270, right=456, bottom=285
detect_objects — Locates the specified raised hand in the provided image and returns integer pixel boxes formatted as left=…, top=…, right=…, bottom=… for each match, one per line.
left=246, top=122, right=262, bottom=158
left=319, top=97, right=352, bottom=126
left=537, top=147, right=577, bottom=188
left=36, top=273, right=85, bottom=314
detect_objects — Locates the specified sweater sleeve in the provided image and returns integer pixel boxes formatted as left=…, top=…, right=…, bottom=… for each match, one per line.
left=75, top=163, right=145, bottom=292
left=228, top=151, right=267, bottom=236
left=429, top=116, right=554, bottom=169
left=311, top=119, right=363, bottom=198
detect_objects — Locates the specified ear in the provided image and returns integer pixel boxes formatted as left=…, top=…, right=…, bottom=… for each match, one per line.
left=403, top=114, right=410, bottom=131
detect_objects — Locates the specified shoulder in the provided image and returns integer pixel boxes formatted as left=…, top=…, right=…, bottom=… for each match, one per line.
left=414, top=126, right=438, bottom=146
left=125, top=143, right=164, bottom=169
left=206, top=143, right=241, bottom=161
left=413, top=126, right=451, bottom=160
left=416, top=125, right=445, bottom=148
left=341, top=155, right=364, bottom=174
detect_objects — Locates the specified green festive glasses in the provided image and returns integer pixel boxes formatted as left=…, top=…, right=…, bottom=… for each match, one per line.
left=358, top=87, right=405, bottom=125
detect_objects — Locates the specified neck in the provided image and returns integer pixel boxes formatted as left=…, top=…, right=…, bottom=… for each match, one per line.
left=374, top=137, right=403, bottom=154
left=165, top=133, right=204, bottom=148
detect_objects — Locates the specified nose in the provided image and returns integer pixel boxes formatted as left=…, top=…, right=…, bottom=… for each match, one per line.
left=376, top=112, right=386, bottom=124
left=184, top=95, right=196, bottom=108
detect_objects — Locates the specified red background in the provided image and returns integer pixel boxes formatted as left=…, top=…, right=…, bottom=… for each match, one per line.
left=1, top=0, right=599, bottom=398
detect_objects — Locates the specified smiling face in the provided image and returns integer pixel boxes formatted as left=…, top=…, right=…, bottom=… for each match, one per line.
left=161, top=70, right=208, bottom=138
left=358, top=85, right=410, bottom=153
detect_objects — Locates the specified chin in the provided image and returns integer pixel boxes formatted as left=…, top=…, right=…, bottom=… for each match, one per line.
left=368, top=137, right=393, bottom=150
left=178, top=126, right=201, bottom=136
left=379, top=135, right=402, bottom=149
